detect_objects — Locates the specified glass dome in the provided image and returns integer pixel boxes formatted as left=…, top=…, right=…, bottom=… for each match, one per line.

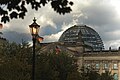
left=59, top=25, right=104, bottom=51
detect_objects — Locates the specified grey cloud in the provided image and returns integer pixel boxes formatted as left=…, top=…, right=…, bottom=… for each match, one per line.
left=3, top=31, right=31, bottom=43
left=2, top=0, right=120, bottom=49
left=80, top=2, right=116, bottom=26
left=73, top=0, right=120, bottom=49
left=39, top=25, right=58, bottom=36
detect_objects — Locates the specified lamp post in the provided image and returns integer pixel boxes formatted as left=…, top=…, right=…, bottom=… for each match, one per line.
left=29, top=17, right=40, bottom=80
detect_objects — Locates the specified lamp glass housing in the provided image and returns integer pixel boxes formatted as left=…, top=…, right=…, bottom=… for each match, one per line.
left=29, top=18, right=40, bottom=36
left=29, top=26, right=40, bottom=35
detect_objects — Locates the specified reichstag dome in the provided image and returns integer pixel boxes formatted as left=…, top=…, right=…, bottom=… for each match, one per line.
left=59, top=25, right=104, bottom=51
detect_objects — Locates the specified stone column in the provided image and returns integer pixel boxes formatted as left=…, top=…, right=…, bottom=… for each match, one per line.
left=109, top=61, right=112, bottom=74
left=77, top=57, right=83, bottom=71
left=99, top=61, right=103, bottom=74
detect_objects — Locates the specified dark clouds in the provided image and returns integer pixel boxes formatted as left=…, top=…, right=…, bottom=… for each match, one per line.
left=73, top=0, right=120, bottom=49
left=3, top=31, right=31, bottom=43
left=1, top=0, right=120, bottom=49
left=40, top=25, right=58, bottom=36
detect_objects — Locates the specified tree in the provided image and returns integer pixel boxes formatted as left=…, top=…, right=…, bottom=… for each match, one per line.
left=35, top=53, right=59, bottom=80
left=49, top=52, right=78, bottom=80
left=0, top=0, right=73, bottom=23
left=79, top=66, right=100, bottom=80
left=0, top=41, right=80, bottom=80
left=0, top=42, right=32, bottom=80
left=0, top=59, right=31, bottom=80
left=79, top=66, right=113, bottom=80
left=1, top=41, right=114, bottom=80
left=35, top=52, right=79, bottom=80
left=66, top=70, right=80, bottom=80
left=99, top=71, right=113, bottom=80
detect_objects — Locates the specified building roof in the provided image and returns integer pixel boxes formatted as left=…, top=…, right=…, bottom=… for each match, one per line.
left=59, top=25, right=104, bottom=51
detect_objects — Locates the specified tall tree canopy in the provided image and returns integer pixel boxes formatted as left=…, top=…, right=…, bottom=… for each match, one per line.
left=0, top=41, right=114, bottom=80
left=0, top=0, right=73, bottom=23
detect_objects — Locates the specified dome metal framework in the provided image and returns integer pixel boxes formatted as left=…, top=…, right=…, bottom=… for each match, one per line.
left=59, top=25, right=104, bottom=51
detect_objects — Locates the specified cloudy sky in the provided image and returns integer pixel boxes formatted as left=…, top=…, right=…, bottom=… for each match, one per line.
left=1, top=0, right=120, bottom=50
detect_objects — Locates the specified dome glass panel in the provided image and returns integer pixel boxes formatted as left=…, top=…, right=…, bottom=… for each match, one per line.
left=59, top=25, right=104, bottom=51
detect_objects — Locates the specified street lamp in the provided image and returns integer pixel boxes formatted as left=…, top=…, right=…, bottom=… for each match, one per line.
left=29, top=17, right=40, bottom=80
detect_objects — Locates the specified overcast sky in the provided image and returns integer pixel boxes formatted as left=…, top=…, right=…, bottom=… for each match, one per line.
left=1, top=0, right=120, bottom=50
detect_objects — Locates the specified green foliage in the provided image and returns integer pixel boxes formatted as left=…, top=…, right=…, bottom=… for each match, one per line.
left=0, top=41, right=114, bottom=80
left=35, top=53, right=59, bottom=80
left=0, top=42, right=32, bottom=80
left=66, top=71, right=80, bottom=80
left=0, top=42, right=79, bottom=80
left=0, top=59, right=31, bottom=80
left=80, top=66, right=113, bottom=80
left=99, top=71, right=113, bottom=80
left=0, top=0, right=73, bottom=23
left=35, top=52, right=79, bottom=80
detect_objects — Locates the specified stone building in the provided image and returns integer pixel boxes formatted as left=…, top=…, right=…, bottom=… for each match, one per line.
left=40, top=25, right=119, bottom=80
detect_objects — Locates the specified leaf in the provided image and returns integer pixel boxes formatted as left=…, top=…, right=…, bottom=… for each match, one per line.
left=51, top=1, right=59, bottom=11
left=34, top=2, right=41, bottom=10
left=0, top=8, right=8, bottom=15
left=21, top=1, right=25, bottom=5
left=19, top=12, right=25, bottom=19
left=1, top=15, right=10, bottom=23
left=21, top=5, right=27, bottom=12
left=0, top=0, right=10, bottom=4
left=69, top=1, right=73, bottom=6
left=61, top=0, right=68, bottom=6
left=15, top=6, right=21, bottom=11
left=40, top=0, right=47, bottom=6
left=26, top=0, right=32, bottom=4
left=10, top=11, right=18, bottom=19
left=7, top=3, right=12, bottom=11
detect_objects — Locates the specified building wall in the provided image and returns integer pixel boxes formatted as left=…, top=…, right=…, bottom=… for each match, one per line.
left=78, top=50, right=120, bottom=80
left=39, top=42, right=120, bottom=80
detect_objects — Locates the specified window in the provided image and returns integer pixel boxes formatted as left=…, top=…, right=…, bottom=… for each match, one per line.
left=86, top=64, right=91, bottom=68
left=95, top=63, right=100, bottom=69
left=113, top=63, right=118, bottom=69
left=104, top=63, right=109, bottom=69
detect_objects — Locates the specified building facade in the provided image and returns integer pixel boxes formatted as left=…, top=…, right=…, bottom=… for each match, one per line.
left=58, top=25, right=120, bottom=80
left=77, top=50, right=120, bottom=80
left=40, top=25, right=120, bottom=80
left=40, top=42, right=120, bottom=80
